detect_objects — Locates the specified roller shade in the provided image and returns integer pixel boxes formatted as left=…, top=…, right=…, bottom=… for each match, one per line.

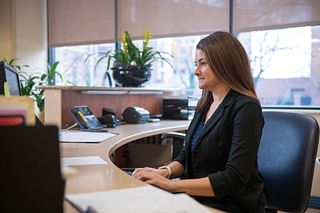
left=47, top=0, right=320, bottom=48
left=47, top=0, right=229, bottom=47
left=116, top=0, right=229, bottom=40
left=47, top=0, right=115, bottom=48
left=233, top=0, right=320, bottom=33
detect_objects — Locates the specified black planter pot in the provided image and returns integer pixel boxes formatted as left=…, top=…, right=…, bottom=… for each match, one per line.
left=111, top=65, right=152, bottom=87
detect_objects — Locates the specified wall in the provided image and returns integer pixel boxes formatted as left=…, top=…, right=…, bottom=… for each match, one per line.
left=0, top=0, right=14, bottom=60
left=0, top=0, right=47, bottom=74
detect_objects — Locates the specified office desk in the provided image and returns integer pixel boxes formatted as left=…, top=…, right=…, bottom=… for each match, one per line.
left=61, top=120, right=225, bottom=213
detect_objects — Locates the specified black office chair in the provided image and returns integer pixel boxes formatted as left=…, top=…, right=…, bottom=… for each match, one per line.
left=258, top=111, right=319, bottom=213
left=161, top=111, right=319, bottom=212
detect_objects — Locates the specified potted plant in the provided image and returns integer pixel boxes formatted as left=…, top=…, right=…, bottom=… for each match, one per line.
left=4, top=59, right=63, bottom=112
left=86, top=30, right=174, bottom=87
left=2, top=58, right=63, bottom=122
left=3, top=58, right=45, bottom=120
left=2, top=58, right=36, bottom=98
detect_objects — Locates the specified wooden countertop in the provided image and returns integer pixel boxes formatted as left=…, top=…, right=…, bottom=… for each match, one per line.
left=38, top=85, right=181, bottom=92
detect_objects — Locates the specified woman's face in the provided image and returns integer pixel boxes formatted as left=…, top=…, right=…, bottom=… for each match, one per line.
left=194, top=49, right=221, bottom=91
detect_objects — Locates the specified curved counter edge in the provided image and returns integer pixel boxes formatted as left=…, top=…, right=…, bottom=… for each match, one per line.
left=61, top=120, right=226, bottom=213
left=108, top=122, right=190, bottom=155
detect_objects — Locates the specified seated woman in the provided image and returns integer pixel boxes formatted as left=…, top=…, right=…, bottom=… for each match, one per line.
left=132, top=31, right=270, bottom=213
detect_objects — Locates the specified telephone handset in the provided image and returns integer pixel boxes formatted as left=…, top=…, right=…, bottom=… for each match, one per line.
left=69, top=106, right=107, bottom=132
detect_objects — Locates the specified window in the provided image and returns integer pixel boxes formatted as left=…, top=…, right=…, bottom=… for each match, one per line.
left=238, top=25, right=320, bottom=107
left=53, top=24, right=320, bottom=107
left=54, top=43, right=115, bottom=86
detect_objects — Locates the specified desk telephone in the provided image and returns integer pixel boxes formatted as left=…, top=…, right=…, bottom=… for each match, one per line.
left=69, top=106, right=107, bottom=132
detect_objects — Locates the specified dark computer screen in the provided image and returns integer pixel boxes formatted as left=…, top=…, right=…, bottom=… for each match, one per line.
left=0, top=61, right=21, bottom=96
left=0, top=61, right=43, bottom=126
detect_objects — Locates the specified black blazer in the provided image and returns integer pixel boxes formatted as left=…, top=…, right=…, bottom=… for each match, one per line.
left=175, top=89, right=269, bottom=213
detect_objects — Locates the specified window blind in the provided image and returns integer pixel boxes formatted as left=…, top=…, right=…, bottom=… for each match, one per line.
left=233, top=0, right=320, bottom=33
left=47, top=0, right=320, bottom=47
left=116, top=0, right=229, bottom=40
left=47, top=0, right=115, bottom=48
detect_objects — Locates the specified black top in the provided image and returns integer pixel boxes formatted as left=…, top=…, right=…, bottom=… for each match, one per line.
left=175, top=89, right=270, bottom=213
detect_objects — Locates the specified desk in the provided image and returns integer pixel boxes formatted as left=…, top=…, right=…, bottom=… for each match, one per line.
left=61, top=120, right=225, bottom=213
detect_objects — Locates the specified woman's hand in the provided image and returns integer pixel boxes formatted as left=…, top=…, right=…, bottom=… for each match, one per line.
left=131, top=165, right=214, bottom=196
left=131, top=167, right=167, bottom=179
left=131, top=167, right=175, bottom=192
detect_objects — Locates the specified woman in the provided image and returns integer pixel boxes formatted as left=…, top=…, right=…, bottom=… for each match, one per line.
left=132, top=31, right=270, bottom=212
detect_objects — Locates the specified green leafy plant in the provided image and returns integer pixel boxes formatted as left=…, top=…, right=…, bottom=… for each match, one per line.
left=40, top=61, right=63, bottom=85
left=2, top=58, right=44, bottom=111
left=86, top=30, right=174, bottom=71
left=2, top=58, right=63, bottom=112
left=2, top=58, right=35, bottom=97
left=3, top=58, right=29, bottom=73
left=35, top=61, right=63, bottom=112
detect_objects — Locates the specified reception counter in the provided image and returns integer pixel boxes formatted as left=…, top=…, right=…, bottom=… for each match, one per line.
left=61, top=120, right=225, bottom=212
left=39, top=86, right=181, bottom=129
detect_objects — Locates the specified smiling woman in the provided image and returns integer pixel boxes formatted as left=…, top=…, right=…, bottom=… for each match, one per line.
left=131, top=32, right=270, bottom=213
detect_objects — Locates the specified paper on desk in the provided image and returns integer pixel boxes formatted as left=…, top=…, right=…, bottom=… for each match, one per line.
left=61, top=156, right=107, bottom=167
left=65, top=185, right=213, bottom=213
left=59, top=131, right=116, bottom=143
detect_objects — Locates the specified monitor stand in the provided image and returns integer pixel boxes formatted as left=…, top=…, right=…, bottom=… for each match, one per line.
left=35, top=114, right=44, bottom=126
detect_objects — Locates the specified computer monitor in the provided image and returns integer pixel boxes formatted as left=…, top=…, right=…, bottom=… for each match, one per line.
left=0, top=60, right=43, bottom=126
left=0, top=61, right=21, bottom=96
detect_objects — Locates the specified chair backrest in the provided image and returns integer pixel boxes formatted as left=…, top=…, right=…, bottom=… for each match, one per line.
left=258, top=111, right=319, bottom=213
left=161, top=131, right=186, bottom=160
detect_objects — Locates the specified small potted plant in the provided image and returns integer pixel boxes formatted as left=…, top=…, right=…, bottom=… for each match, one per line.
left=86, top=30, right=174, bottom=87
left=3, top=58, right=64, bottom=122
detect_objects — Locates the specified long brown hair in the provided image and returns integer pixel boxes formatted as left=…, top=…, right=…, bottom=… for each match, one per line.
left=195, top=31, right=259, bottom=111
